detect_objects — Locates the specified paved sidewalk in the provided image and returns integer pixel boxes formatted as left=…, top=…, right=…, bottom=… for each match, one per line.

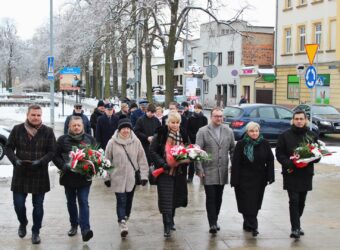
left=0, top=162, right=340, bottom=249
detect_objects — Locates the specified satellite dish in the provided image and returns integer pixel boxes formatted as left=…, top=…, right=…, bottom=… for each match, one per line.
left=206, top=65, right=218, bottom=78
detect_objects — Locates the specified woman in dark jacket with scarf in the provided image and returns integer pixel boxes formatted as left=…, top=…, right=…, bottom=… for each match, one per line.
left=53, top=116, right=96, bottom=242
left=149, top=111, right=189, bottom=238
left=231, top=122, right=274, bottom=237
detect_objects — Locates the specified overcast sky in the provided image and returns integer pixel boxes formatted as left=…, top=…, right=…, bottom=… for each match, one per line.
left=0, top=0, right=276, bottom=40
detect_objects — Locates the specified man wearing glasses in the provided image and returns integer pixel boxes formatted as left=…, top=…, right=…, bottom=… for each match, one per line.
left=64, top=103, right=91, bottom=135
left=195, top=107, right=235, bottom=234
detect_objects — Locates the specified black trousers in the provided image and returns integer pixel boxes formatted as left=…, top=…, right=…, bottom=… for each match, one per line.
left=187, top=162, right=195, bottom=179
left=204, top=185, right=225, bottom=226
left=287, top=190, right=308, bottom=230
left=243, top=213, right=258, bottom=230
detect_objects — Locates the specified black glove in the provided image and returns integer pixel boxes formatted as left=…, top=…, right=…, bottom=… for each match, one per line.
left=104, top=180, right=111, bottom=187
left=31, top=160, right=42, bottom=168
left=141, top=179, right=148, bottom=186
left=163, top=164, right=170, bottom=171
left=62, top=163, right=71, bottom=172
left=15, top=159, right=23, bottom=168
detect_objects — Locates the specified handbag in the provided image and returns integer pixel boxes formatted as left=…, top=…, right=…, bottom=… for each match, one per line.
left=148, top=164, right=157, bottom=185
left=122, top=145, right=141, bottom=185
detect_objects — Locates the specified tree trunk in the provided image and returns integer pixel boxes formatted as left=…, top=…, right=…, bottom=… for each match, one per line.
left=164, top=1, right=179, bottom=107
left=93, top=48, right=102, bottom=99
left=84, top=55, right=91, bottom=98
left=145, top=43, right=153, bottom=103
left=121, top=38, right=128, bottom=99
left=111, top=48, right=118, bottom=97
left=104, top=48, right=111, bottom=99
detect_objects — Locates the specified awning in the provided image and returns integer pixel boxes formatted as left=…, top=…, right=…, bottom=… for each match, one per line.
left=258, top=68, right=275, bottom=82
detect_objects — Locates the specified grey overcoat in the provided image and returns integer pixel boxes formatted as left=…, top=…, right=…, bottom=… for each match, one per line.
left=195, top=123, right=235, bottom=185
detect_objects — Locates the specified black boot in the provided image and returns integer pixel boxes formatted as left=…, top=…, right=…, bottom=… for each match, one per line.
left=162, top=214, right=171, bottom=238
left=68, top=225, right=78, bottom=236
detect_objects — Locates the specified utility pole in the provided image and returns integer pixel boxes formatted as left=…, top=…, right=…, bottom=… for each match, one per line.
left=50, top=0, right=54, bottom=127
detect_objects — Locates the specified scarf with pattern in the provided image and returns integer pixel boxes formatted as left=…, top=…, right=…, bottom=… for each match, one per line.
left=24, top=119, right=42, bottom=140
left=243, top=134, right=263, bottom=162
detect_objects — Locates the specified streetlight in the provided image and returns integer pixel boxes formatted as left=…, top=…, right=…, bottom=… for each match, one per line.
left=49, top=0, right=54, bottom=127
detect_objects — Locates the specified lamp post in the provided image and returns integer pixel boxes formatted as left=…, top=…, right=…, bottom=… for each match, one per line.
left=49, top=0, right=54, bottom=127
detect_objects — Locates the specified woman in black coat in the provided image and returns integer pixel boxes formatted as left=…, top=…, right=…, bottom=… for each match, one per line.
left=231, top=122, right=274, bottom=237
left=53, top=116, right=96, bottom=242
left=149, top=111, right=189, bottom=238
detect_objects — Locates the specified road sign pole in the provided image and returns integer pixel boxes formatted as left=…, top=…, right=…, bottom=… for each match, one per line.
left=50, top=0, right=54, bottom=128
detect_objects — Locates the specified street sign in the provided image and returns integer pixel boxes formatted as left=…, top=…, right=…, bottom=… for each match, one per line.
left=305, top=65, right=317, bottom=88
left=47, top=56, right=54, bottom=80
left=304, top=44, right=319, bottom=65
left=296, top=64, right=305, bottom=76
left=316, top=76, right=324, bottom=86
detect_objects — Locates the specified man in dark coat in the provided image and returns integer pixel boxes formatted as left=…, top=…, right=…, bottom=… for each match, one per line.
left=276, top=110, right=320, bottom=239
left=64, top=103, right=91, bottom=135
left=53, top=116, right=96, bottom=242
left=90, top=100, right=105, bottom=137
left=6, top=104, right=56, bottom=244
left=96, top=102, right=119, bottom=150
left=181, top=101, right=193, bottom=119
left=134, top=103, right=161, bottom=165
left=131, top=101, right=148, bottom=127
left=186, top=103, right=208, bottom=182
left=116, top=103, right=130, bottom=119
left=162, top=102, right=187, bottom=131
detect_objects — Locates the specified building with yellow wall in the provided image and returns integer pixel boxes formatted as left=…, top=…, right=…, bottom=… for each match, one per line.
left=276, top=0, right=340, bottom=108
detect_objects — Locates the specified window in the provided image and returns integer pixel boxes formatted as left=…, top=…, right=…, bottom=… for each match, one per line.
left=228, top=51, right=234, bottom=65
left=157, top=75, right=164, bottom=86
left=276, top=108, right=293, bottom=120
left=285, top=28, right=292, bottom=53
left=218, top=52, right=222, bottom=66
left=285, top=0, right=292, bottom=8
left=203, top=53, right=209, bottom=66
left=258, top=107, right=276, bottom=119
left=298, top=0, right=306, bottom=5
left=230, top=85, right=237, bottom=98
left=315, top=23, right=322, bottom=47
left=203, top=79, right=209, bottom=94
left=329, top=19, right=336, bottom=50
left=179, top=60, right=183, bottom=68
left=287, top=75, right=300, bottom=99
left=298, top=26, right=306, bottom=52
left=249, top=109, right=258, bottom=118
left=179, top=75, right=183, bottom=86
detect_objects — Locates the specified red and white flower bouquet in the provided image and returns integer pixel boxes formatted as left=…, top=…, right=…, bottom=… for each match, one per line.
left=290, top=139, right=334, bottom=168
left=68, top=144, right=113, bottom=180
left=152, top=144, right=210, bottom=177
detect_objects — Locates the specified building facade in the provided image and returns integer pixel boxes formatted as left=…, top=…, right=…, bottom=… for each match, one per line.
left=276, top=0, right=340, bottom=108
left=188, top=21, right=274, bottom=108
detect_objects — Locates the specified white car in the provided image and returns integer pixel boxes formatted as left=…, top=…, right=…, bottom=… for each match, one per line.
left=0, top=126, right=10, bottom=160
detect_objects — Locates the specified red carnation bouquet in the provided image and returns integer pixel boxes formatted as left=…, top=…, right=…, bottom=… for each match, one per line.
left=290, top=139, right=334, bottom=169
left=68, top=144, right=113, bottom=180
left=152, top=144, right=210, bottom=177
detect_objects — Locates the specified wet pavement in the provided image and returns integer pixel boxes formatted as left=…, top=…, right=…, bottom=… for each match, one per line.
left=0, top=161, right=340, bottom=250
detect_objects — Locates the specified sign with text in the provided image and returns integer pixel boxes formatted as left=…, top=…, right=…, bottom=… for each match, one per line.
left=59, top=67, right=81, bottom=91
left=47, top=56, right=54, bottom=80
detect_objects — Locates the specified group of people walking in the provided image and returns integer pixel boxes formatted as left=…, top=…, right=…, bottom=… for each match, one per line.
left=5, top=100, right=318, bottom=245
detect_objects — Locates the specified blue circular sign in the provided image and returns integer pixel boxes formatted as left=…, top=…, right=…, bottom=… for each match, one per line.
left=305, top=66, right=317, bottom=89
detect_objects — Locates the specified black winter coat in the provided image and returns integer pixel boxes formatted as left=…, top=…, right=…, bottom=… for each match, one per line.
left=90, top=108, right=104, bottom=136
left=149, top=126, right=189, bottom=213
left=64, top=111, right=91, bottom=135
left=187, top=112, right=208, bottom=143
left=6, top=123, right=56, bottom=194
left=276, top=126, right=319, bottom=191
left=134, top=115, right=161, bottom=165
left=53, top=133, right=96, bottom=188
left=95, top=114, right=119, bottom=150
left=231, top=139, right=274, bottom=215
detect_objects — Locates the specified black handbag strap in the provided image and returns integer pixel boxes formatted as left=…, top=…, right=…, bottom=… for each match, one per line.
left=122, top=145, right=138, bottom=172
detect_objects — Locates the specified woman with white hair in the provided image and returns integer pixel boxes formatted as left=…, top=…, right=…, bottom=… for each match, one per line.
left=231, top=121, right=275, bottom=237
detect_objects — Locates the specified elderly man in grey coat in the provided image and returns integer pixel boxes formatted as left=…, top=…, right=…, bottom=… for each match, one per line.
left=195, top=107, right=235, bottom=234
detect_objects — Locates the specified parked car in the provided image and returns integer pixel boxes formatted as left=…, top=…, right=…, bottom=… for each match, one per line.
left=223, top=104, right=318, bottom=143
left=293, top=104, right=340, bottom=136
left=0, top=126, right=11, bottom=160
left=152, top=95, right=165, bottom=107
